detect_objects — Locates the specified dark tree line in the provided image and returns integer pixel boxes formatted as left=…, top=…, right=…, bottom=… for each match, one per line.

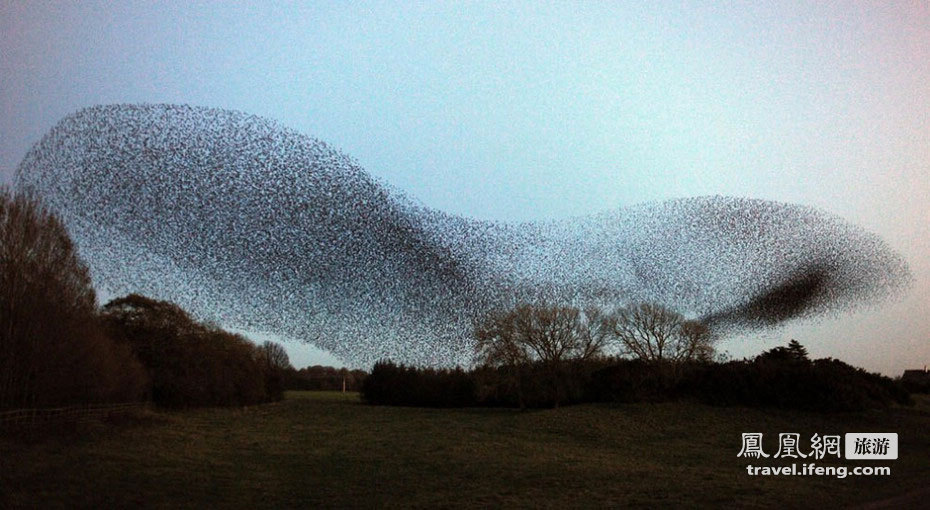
left=363, top=302, right=911, bottom=411
left=364, top=345, right=910, bottom=412
left=283, top=366, right=368, bottom=392
left=101, top=294, right=291, bottom=407
left=0, top=188, right=290, bottom=410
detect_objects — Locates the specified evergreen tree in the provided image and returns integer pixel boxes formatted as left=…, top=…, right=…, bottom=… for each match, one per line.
left=787, top=339, right=810, bottom=361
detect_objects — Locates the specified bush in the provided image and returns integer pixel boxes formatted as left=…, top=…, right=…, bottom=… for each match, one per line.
left=362, top=359, right=607, bottom=409
left=587, top=359, right=682, bottom=403
left=362, top=361, right=477, bottom=407
left=681, top=356, right=911, bottom=412
left=472, top=359, right=608, bottom=408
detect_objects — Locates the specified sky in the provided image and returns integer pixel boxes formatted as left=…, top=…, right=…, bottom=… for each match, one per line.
left=1, top=1, right=927, bottom=374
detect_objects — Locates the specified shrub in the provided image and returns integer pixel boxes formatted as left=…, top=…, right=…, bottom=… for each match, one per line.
left=363, top=359, right=610, bottom=409
left=361, top=361, right=477, bottom=407
left=587, top=359, right=682, bottom=403
left=682, top=355, right=911, bottom=411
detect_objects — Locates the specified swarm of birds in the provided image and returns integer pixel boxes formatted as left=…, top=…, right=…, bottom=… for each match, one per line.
left=15, top=104, right=911, bottom=366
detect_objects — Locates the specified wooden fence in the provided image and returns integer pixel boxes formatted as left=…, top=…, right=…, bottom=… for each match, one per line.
left=0, top=402, right=147, bottom=429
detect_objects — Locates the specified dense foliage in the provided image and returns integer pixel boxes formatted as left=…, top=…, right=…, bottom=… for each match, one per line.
left=362, top=362, right=476, bottom=407
left=101, top=294, right=287, bottom=408
left=363, top=342, right=912, bottom=412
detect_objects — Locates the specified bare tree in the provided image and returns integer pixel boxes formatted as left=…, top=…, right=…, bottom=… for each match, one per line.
left=474, top=304, right=610, bottom=407
left=611, top=303, right=716, bottom=363
left=256, top=340, right=292, bottom=400
left=475, top=304, right=609, bottom=366
left=678, top=320, right=716, bottom=363
left=260, top=340, right=292, bottom=371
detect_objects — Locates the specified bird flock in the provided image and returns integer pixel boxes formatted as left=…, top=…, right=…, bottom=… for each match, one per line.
left=15, top=104, right=912, bottom=366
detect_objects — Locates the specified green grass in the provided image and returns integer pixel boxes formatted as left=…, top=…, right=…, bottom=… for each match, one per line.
left=2, top=392, right=929, bottom=508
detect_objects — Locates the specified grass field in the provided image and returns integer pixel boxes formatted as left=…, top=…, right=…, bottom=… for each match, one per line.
left=2, top=392, right=929, bottom=508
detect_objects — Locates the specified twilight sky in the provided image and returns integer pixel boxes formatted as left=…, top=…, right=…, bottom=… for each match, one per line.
left=1, top=1, right=927, bottom=374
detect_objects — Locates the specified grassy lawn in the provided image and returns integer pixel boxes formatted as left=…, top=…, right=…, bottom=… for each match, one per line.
left=2, top=392, right=929, bottom=508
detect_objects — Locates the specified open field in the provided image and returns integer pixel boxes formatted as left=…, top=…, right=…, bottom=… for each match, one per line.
left=2, top=392, right=929, bottom=508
